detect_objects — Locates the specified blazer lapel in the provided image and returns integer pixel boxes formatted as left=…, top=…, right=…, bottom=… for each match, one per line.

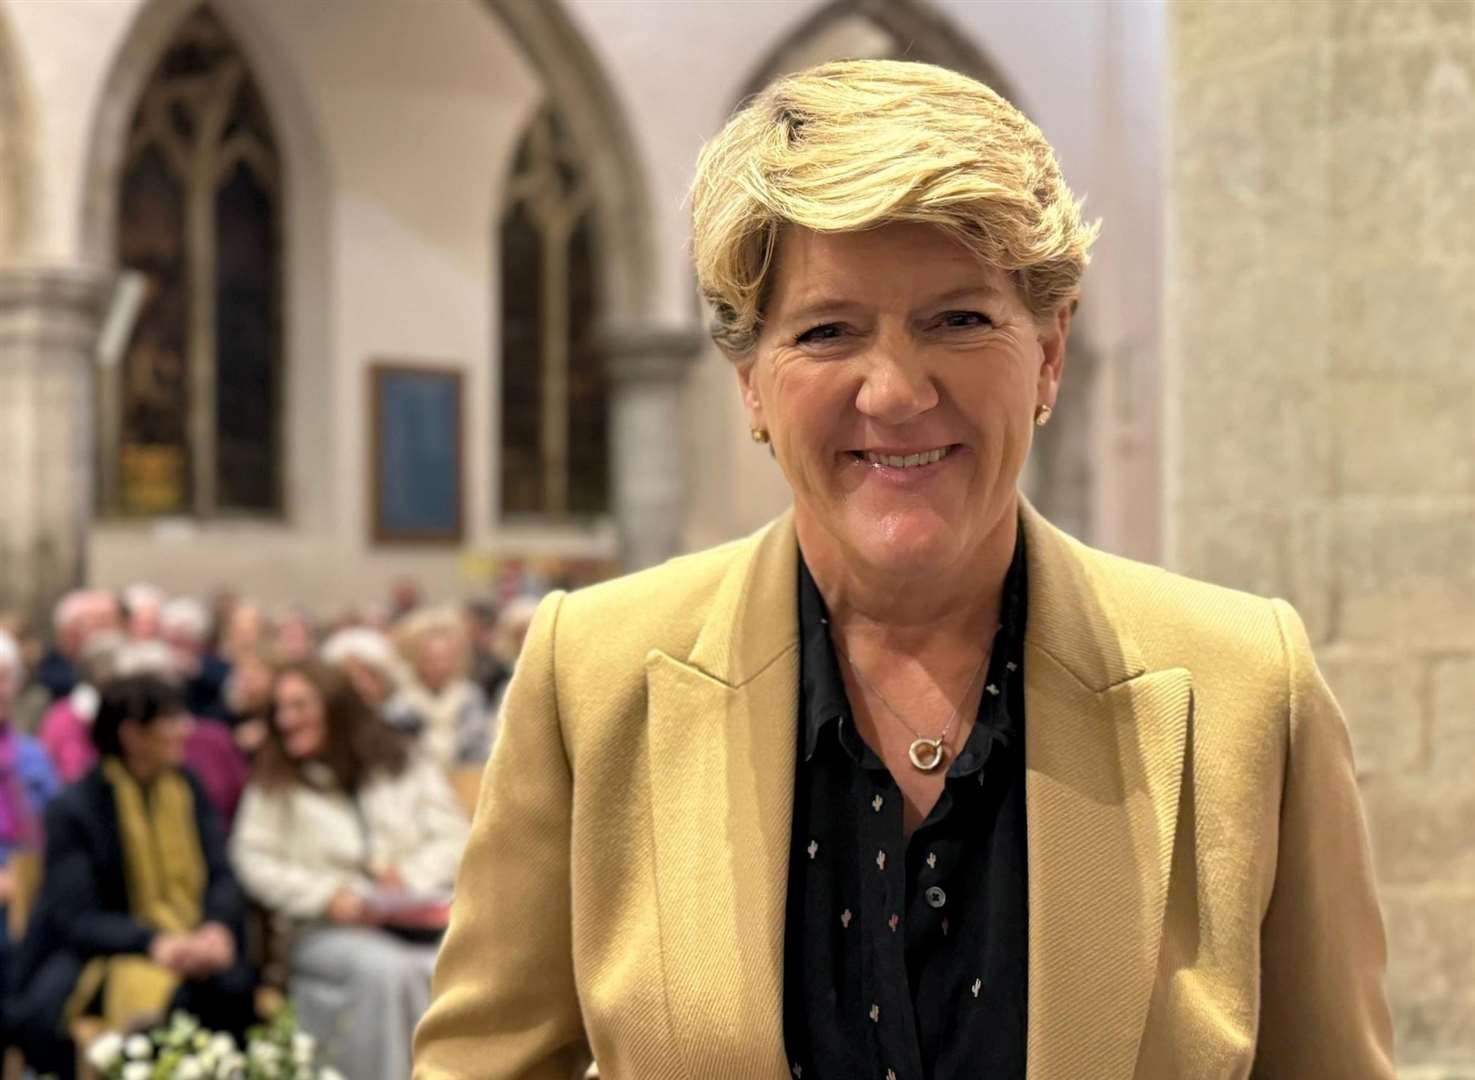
left=645, top=517, right=799, bottom=1080
left=642, top=505, right=1190, bottom=1080
left=1020, top=504, right=1193, bottom=1080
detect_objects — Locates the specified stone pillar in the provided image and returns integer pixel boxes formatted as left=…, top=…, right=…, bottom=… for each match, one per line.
left=1166, top=1, right=1475, bottom=1070
left=602, top=323, right=702, bottom=571
left=0, top=266, right=107, bottom=627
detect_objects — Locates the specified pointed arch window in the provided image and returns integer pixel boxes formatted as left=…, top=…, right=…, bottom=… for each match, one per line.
left=499, top=107, right=607, bottom=519
left=108, top=6, right=282, bottom=517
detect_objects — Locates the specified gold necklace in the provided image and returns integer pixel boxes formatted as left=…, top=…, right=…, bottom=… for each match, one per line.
left=833, top=641, right=990, bottom=772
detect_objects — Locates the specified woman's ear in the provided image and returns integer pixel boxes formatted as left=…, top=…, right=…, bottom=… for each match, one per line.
left=1036, top=302, right=1073, bottom=406
left=734, top=357, right=766, bottom=433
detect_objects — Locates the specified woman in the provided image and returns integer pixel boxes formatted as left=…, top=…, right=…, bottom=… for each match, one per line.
left=413, top=60, right=1394, bottom=1080
left=8, top=676, right=253, bottom=1078
left=395, top=609, right=492, bottom=769
left=230, top=661, right=467, bottom=1080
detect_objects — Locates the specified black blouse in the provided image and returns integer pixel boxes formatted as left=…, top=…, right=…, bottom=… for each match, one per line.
left=783, top=534, right=1029, bottom=1080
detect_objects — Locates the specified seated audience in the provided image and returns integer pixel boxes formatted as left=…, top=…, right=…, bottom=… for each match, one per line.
left=319, top=627, right=424, bottom=734
left=39, top=643, right=247, bottom=827
left=34, top=590, right=119, bottom=704
left=221, top=649, right=275, bottom=753
left=395, top=609, right=492, bottom=769
left=0, top=632, right=61, bottom=994
left=463, top=600, right=509, bottom=703
left=121, top=584, right=164, bottom=642
left=272, top=608, right=317, bottom=665
left=38, top=632, right=123, bottom=784
left=218, top=600, right=266, bottom=666
left=484, top=594, right=540, bottom=727
left=7, top=676, right=254, bottom=1078
left=0, top=612, right=49, bottom=736
left=230, top=661, right=467, bottom=1080
left=161, top=598, right=230, bottom=723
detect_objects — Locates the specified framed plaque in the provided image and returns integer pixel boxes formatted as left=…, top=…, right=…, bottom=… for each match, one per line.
left=370, top=362, right=464, bottom=544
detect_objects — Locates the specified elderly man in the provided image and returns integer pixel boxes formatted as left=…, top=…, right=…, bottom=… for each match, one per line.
left=33, top=590, right=121, bottom=703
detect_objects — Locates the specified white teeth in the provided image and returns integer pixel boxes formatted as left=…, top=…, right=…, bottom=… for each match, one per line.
left=862, top=447, right=951, bottom=469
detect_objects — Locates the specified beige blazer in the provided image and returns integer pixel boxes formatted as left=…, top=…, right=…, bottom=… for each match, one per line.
left=413, top=504, right=1394, bottom=1080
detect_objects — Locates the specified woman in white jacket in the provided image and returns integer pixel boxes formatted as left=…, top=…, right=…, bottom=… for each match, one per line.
left=230, top=660, right=468, bottom=1080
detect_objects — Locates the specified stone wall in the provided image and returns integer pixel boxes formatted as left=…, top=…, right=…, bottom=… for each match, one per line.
left=0, top=268, right=106, bottom=627
left=1165, top=1, right=1475, bottom=1072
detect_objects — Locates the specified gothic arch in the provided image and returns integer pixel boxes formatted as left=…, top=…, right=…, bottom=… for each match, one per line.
left=79, top=0, right=325, bottom=269
left=79, top=0, right=331, bottom=526
left=739, top=0, right=1018, bottom=105
left=0, top=8, right=35, bottom=261
left=482, top=0, right=655, bottom=326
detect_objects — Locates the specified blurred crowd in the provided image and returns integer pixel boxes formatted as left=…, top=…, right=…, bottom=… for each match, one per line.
left=0, top=580, right=544, bottom=1079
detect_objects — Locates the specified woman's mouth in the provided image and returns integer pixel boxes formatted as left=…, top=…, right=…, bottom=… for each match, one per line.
left=849, top=445, right=958, bottom=469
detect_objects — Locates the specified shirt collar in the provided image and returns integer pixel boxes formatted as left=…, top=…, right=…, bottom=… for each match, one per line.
left=797, top=524, right=1029, bottom=764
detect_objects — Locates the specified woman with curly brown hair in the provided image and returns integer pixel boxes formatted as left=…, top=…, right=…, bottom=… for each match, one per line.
left=231, top=660, right=466, bottom=1080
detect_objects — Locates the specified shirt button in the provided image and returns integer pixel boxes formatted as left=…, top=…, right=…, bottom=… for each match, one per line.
left=925, top=886, right=947, bottom=909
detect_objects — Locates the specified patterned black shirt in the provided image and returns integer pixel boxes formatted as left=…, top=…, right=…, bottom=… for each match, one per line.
left=782, top=532, right=1029, bottom=1080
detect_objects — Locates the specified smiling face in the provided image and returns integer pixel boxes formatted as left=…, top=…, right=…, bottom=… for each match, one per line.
left=737, top=223, right=1069, bottom=585
left=273, top=670, right=328, bottom=761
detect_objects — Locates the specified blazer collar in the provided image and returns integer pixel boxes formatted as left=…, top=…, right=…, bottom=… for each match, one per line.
left=1015, top=500, right=1192, bottom=1079
left=684, top=512, right=801, bottom=688
left=1018, top=497, right=1147, bottom=691
left=680, top=497, right=1133, bottom=684
left=643, top=515, right=800, bottom=1078
left=646, top=501, right=1190, bottom=1080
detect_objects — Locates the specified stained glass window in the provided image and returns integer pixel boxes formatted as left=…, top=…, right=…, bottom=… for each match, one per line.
left=499, top=108, right=607, bottom=519
left=111, top=6, right=281, bottom=517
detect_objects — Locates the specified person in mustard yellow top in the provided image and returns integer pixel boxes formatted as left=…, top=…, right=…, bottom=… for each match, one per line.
left=413, top=59, right=1394, bottom=1080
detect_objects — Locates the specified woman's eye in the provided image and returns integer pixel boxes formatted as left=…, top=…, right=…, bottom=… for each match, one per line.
left=794, top=323, right=845, bottom=345
left=939, top=311, right=993, bottom=329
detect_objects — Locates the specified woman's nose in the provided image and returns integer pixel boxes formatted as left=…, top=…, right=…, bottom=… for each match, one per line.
left=854, top=344, right=939, bottom=425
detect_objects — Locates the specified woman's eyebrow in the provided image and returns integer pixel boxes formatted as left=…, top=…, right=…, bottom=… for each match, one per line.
left=777, top=297, right=868, bottom=325
left=919, top=284, right=1005, bottom=308
left=776, top=284, right=1003, bottom=327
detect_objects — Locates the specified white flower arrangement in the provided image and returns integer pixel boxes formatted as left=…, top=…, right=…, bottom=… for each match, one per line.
left=81, top=1008, right=343, bottom=1080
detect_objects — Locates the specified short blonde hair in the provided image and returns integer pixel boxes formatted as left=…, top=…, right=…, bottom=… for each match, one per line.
left=690, top=59, right=1099, bottom=355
